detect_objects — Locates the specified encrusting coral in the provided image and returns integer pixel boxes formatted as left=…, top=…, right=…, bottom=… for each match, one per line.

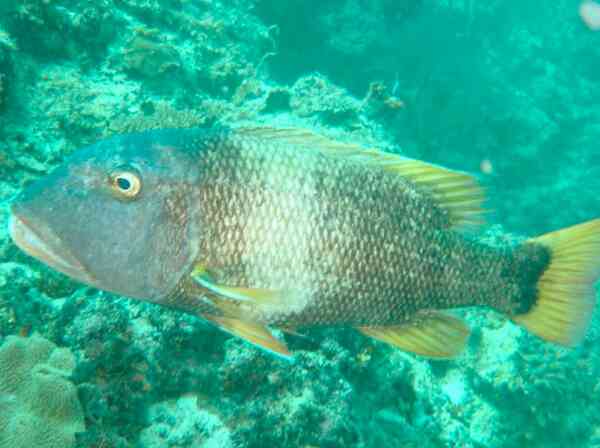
left=0, top=334, right=85, bottom=448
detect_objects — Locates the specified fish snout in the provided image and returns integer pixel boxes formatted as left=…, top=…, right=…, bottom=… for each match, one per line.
left=9, top=204, right=97, bottom=287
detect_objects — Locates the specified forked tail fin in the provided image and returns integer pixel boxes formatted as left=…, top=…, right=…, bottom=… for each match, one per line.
left=513, top=219, right=600, bottom=346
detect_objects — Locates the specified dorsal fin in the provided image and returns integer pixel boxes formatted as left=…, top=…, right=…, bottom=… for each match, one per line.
left=236, top=127, right=486, bottom=229
left=237, top=127, right=371, bottom=157
left=384, top=157, right=486, bottom=229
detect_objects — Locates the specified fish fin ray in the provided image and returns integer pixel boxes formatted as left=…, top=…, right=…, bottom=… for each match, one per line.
left=357, top=311, right=470, bottom=359
left=236, top=127, right=368, bottom=157
left=203, top=314, right=293, bottom=360
left=386, top=158, right=486, bottom=230
left=236, top=127, right=485, bottom=229
left=513, top=219, right=600, bottom=346
left=208, top=297, right=245, bottom=320
left=191, top=263, right=282, bottom=306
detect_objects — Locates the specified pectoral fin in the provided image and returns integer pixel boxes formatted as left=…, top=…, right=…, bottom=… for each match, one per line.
left=357, top=312, right=470, bottom=359
left=203, top=314, right=292, bottom=361
left=191, top=264, right=282, bottom=305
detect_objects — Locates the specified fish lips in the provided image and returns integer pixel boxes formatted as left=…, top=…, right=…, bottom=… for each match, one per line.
left=9, top=204, right=97, bottom=287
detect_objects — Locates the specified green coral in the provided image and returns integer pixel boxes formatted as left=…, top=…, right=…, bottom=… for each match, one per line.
left=0, top=334, right=85, bottom=448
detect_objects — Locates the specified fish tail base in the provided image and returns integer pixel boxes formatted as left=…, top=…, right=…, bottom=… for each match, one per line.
left=512, top=219, right=600, bottom=346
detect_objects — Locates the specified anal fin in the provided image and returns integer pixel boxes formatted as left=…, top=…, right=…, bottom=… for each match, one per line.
left=203, top=314, right=293, bottom=361
left=357, top=312, right=470, bottom=359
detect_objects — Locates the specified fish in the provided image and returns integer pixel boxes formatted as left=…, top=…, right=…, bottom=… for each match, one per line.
left=8, top=127, right=600, bottom=360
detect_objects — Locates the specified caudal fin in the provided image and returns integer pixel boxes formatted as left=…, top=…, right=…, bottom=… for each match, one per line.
left=513, top=219, right=600, bottom=346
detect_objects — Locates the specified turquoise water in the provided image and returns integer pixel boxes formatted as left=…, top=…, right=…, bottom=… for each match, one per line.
left=1, top=1, right=600, bottom=447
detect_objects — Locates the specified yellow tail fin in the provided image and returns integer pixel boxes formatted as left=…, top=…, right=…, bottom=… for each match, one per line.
left=513, top=219, right=600, bottom=346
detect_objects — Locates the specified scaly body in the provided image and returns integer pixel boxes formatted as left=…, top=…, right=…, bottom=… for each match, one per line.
left=9, top=127, right=600, bottom=359
left=186, top=132, right=536, bottom=328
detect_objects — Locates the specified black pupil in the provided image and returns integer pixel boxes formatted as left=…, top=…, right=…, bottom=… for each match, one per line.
left=117, top=177, right=131, bottom=191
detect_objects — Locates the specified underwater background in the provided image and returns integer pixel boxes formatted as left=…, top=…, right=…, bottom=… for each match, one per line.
left=1, top=1, right=600, bottom=447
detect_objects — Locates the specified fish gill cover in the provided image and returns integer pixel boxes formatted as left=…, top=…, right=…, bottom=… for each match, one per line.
left=1, top=1, right=600, bottom=447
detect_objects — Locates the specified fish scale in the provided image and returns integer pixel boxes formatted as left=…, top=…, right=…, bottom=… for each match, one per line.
left=192, top=133, right=519, bottom=328
left=9, top=127, right=600, bottom=359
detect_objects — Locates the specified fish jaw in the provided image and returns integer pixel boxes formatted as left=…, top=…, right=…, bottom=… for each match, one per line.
left=9, top=206, right=97, bottom=287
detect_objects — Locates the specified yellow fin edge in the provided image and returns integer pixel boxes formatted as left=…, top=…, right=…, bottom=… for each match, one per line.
left=358, top=311, right=470, bottom=359
left=191, top=263, right=282, bottom=306
left=204, top=314, right=293, bottom=361
left=513, top=219, right=600, bottom=346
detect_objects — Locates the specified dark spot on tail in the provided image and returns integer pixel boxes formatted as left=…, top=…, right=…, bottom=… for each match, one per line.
left=512, top=242, right=552, bottom=314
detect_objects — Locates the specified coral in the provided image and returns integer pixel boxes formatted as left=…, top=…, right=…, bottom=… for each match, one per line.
left=1, top=1, right=600, bottom=448
left=107, top=101, right=207, bottom=135
left=290, top=74, right=362, bottom=125
left=0, top=0, right=115, bottom=60
left=0, top=29, right=14, bottom=114
left=361, top=80, right=405, bottom=121
left=0, top=334, right=85, bottom=448
left=139, top=396, right=234, bottom=448
left=213, top=337, right=357, bottom=447
left=120, top=33, right=181, bottom=80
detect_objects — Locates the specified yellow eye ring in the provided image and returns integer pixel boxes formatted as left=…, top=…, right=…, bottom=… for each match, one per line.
left=111, top=170, right=142, bottom=199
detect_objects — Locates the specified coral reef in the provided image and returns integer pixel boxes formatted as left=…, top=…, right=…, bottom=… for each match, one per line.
left=0, top=334, right=85, bottom=448
left=139, top=396, right=234, bottom=448
left=0, top=1, right=599, bottom=447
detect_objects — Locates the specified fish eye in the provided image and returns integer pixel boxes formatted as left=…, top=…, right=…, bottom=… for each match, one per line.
left=110, top=170, right=142, bottom=199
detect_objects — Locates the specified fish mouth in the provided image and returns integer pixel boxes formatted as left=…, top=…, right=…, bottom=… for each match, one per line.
left=9, top=209, right=97, bottom=286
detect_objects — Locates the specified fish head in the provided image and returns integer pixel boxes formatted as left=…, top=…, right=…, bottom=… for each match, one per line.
left=9, top=130, right=204, bottom=301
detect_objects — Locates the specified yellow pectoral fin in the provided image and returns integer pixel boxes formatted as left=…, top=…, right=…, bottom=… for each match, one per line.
left=191, top=264, right=282, bottom=306
left=216, top=286, right=283, bottom=304
left=203, top=314, right=293, bottom=361
left=358, top=312, right=470, bottom=359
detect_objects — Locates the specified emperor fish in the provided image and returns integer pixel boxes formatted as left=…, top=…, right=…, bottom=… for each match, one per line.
left=9, top=127, right=600, bottom=359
